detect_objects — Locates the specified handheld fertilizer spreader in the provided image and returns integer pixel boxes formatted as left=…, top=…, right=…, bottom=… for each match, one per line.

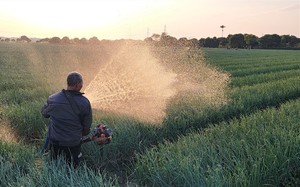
left=42, top=123, right=113, bottom=156
left=81, top=123, right=113, bottom=145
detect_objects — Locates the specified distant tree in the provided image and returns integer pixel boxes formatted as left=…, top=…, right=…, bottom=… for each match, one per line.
left=289, top=35, right=300, bottom=47
left=144, top=37, right=154, bottom=43
left=229, top=34, right=245, bottom=48
left=218, top=37, right=228, bottom=48
left=161, top=32, right=167, bottom=38
left=199, top=38, right=205, bottom=47
left=61, top=36, right=71, bottom=44
left=178, top=37, right=189, bottom=47
left=100, top=39, right=112, bottom=45
left=151, top=34, right=161, bottom=41
left=160, top=33, right=177, bottom=46
left=49, top=37, right=61, bottom=44
left=88, top=36, right=100, bottom=45
left=37, top=38, right=49, bottom=43
left=281, top=35, right=299, bottom=48
left=72, top=38, right=80, bottom=44
left=259, top=34, right=281, bottom=48
left=203, top=37, right=219, bottom=48
left=5, top=38, right=10, bottom=42
left=18, top=35, right=31, bottom=43
left=79, top=38, right=88, bottom=44
left=189, top=38, right=200, bottom=48
left=244, top=34, right=259, bottom=49
left=281, top=35, right=289, bottom=47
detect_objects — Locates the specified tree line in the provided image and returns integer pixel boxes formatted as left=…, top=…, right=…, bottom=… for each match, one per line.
left=198, top=34, right=300, bottom=49
left=1, top=33, right=299, bottom=49
left=145, top=33, right=300, bottom=49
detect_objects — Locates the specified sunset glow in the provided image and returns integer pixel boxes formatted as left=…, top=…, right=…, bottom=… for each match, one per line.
left=0, top=0, right=299, bottom=39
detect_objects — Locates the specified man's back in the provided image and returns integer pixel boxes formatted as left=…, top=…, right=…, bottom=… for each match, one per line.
left=42, top=90, right=92, bottom=146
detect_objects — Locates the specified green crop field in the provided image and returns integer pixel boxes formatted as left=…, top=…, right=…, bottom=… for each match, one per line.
left=0, top=42, right=299, bottom=186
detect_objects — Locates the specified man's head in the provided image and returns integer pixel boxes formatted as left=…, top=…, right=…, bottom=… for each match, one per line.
left=67, top=71, right=83, bottom=91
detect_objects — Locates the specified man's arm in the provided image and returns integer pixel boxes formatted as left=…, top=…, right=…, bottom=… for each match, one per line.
left=41, top=101, right=51, bottom=118
left=82, top=104, right=92, bottom=136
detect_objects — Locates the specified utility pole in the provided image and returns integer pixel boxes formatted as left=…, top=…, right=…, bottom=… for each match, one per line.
left=220, top=25, right=226, bottom=37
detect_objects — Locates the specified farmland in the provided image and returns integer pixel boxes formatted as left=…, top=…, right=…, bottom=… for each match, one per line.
left=0, top=42, right=300, bottom=186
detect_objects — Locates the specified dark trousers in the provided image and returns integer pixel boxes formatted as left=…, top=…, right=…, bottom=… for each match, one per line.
left=50, top=143, right=81, bottom=168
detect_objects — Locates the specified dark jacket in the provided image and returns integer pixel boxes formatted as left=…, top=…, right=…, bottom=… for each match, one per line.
left=41, top=89, right=92, bottom=146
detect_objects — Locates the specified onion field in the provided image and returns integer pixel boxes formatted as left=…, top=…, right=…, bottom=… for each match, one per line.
left=0, top=43, right=299, bottom=186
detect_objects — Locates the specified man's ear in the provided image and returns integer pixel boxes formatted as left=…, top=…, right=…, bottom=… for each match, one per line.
left=75, top=83, right=83, bottom=91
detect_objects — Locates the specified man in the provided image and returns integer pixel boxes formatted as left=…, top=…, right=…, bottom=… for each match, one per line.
left=41, top=71, right=92, bottom=167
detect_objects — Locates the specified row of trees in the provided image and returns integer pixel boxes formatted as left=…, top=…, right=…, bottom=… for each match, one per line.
left=1, top=33, right=299, bottom=49
left=36, top=36, right=103, bottom=45
left=0, top=35, right=102, bottom=44
left=198, top=34, right=300, bottom=49
left=0, top=35, right=31, bottom=43
left=144, top=33, right=300, bottom=49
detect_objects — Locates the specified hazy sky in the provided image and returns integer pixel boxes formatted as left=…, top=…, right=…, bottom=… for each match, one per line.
left=0, top=0, right=299, bottom=40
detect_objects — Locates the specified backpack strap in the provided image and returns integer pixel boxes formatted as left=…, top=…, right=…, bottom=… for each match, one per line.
left=62, top=89, right=84, bottom=125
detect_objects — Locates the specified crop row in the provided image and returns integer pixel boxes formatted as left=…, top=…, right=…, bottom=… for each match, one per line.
left=221, top=59, right=300, bottom=72
left=205, top=49, right=300, bottom=66
left=0, top=140, right=117, bottom=186
left=135, top=98, right=300, bottom=186
left=229, top=69, right=300, bottom=87
left=228, top=63, right=300, bottom=77
left=219, top=58, right=300, bottom=68
left=162, top=75, right=300, bottom=136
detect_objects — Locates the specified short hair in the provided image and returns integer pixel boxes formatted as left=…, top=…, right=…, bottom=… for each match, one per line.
left=67, top=72, right=83, bottom=86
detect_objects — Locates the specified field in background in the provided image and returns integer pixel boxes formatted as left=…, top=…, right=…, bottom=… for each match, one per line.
left=0, top=43, right=300, bottom=186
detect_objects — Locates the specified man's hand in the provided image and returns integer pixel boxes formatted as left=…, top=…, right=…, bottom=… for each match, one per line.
left=81, top=135, right=91, bottom=143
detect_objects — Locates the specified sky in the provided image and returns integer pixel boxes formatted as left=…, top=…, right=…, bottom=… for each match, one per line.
left=0, top=0, right=299, bottom=40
